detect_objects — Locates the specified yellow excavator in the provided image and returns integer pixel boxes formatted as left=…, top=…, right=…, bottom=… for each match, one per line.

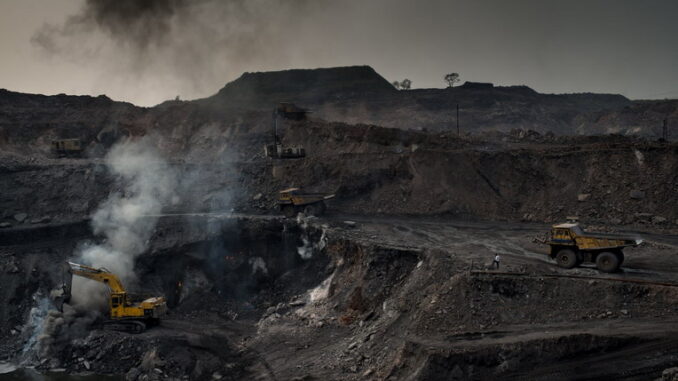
left=59, top=262, right=167, bottom=333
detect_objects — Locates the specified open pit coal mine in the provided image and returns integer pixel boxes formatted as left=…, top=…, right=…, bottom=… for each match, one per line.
left=1, top=66, right=678, bottom=381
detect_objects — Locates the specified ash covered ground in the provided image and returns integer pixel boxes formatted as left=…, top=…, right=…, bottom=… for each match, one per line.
left=1, top=66, right=678, bottom=381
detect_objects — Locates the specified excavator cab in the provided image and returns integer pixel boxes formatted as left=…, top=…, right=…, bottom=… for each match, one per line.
left=54, top=262, right=73, bottom=312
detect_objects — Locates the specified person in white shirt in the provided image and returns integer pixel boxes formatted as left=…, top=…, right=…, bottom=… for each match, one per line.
left=492, top=254, right=501, bottom=269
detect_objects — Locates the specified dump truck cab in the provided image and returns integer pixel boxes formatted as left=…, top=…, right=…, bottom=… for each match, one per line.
left=278, top=188, right=334, bottom=217
left=542, top=222, right=641, bottom=273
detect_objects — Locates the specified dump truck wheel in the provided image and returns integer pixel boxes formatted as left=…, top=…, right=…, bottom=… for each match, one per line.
left=596, top=252, right=620, bottom=273
left=616, top=251, right=625, bottom=265
left=556, top=249, right=577, bottom=269
left=281, top=205, right=296, bottom=218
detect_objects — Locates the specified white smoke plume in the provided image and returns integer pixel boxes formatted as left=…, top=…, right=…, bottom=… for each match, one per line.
left=73, top=136, right=176, bottom=303
left=23, top=137, right=176, bottom=365
left=295, top=215, right=327, bottom=260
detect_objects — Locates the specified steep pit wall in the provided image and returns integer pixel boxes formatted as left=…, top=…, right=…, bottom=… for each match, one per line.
left=3, top=119, right=677, bottom=230
left=275, top=124, right=678, bottom=226
left=139, top=216, right=330, bottom=312
left=302, top=231, right=678, bottom=380
left=0, top=162, right=111, bottom=224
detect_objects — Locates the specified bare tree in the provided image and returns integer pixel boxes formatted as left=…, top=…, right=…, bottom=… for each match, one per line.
left=392, top=79, right=412, bottom=90
left=444, top=73, right=460, bottom=87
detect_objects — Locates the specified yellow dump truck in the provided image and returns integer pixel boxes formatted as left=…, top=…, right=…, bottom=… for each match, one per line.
left=537, top=223, right=642, bottom=273
left=51, top=138, right=83, bottom=157
left=278, top=188, right=334, bottom=217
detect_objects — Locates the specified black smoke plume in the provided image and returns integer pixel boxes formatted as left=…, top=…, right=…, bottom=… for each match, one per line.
left=31, top=0, right=321, bottom=105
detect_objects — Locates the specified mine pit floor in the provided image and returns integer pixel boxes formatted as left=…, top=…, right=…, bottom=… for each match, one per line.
left=1, top=214, right=677, bottom=380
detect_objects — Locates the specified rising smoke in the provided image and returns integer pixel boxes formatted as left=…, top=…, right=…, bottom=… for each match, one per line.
left=25, top=137, right=177, bottom=364
left=78, top=136, right=176, bottom=283
left=31, top=0, right=325, bottom=105
left=295, top=214, right=327, bottom=260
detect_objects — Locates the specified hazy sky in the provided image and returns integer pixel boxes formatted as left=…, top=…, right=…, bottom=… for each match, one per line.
left=1, top=0, right=677, bottom=106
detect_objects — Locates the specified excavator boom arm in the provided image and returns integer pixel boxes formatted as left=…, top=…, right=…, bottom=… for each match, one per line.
left=67, top=262, right=127, bottom=294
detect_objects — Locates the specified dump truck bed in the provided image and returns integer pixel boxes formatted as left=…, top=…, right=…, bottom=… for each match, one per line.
left=279, top=193, right=335, bottom=206
left=573, top=235, right=639, bottom=251
left=549, top=223, right=640, bottom=251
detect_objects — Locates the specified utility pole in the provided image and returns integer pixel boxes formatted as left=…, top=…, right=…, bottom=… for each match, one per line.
left=272, top=108, right=280, bottom=145
left=456, top=103, right=460, bottom=136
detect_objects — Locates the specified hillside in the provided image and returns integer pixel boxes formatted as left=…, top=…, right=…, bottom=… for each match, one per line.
left=0, top=66, right=675, bottom=157
left=208, top=65, right=396, bottom=106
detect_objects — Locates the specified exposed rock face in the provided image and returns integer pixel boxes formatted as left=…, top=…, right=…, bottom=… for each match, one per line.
left=1, top=118, right=678, bottom=227
left=0, top=66, right=676, bottom=227
left=577, top=99, right=678, bottom=136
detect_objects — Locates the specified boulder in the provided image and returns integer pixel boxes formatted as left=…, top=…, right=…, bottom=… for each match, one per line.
left=662, top=367, right=678, bottom=381
left=125, top=367, right=141, bottom=381
left=577, top=193, right=591, bottom=202
left=13, top=213, right=27, bottom=222
left=629, top=189, right=645, bottom=200
left=634, top=213, right=652, bottom=221
left=652, top=216, right=667, bottom=224
left=30, top=216, right=51, bottom=224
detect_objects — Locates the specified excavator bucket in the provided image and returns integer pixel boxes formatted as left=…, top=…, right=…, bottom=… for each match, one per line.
left=53, top=262, right=73, bottom=312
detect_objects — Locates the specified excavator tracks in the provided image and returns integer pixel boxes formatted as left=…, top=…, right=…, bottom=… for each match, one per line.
left=103, top=320, right=147, bottom=334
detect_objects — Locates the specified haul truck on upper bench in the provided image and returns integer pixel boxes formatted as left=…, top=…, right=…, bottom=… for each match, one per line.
left=51, top=138, right=83, bottom=158
left=536, top=222, right=642, bottom=273
left=278, top=188, right=335, bottom=217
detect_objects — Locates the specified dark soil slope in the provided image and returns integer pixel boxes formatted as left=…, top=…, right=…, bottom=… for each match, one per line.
left=209, top=65, right=396, bottom=106
left=0, top=89, right=143, bottom=148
